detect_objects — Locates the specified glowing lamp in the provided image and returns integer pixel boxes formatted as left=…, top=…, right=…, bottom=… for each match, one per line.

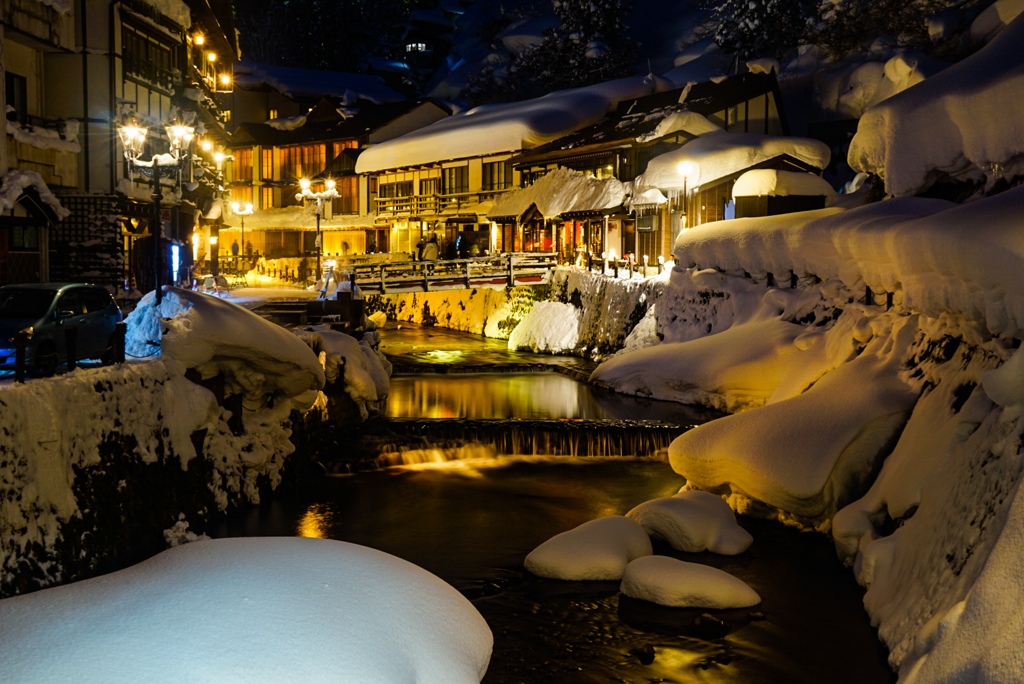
left=678, top=161, right=695, bottom=181
left=207, top=52, right=217, bottom=62
left=195, top=35, right=205, bottom=45
left=220, top=74, right=231, bottom=86
left=325, top=179, right=336, bottom=190
left=299, top=178, right=311, bottom=191
left=201, top=140, right=212, bottom=151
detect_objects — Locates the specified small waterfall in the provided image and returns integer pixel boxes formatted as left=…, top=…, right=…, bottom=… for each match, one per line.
left=318, top=419, right=695, bottom=471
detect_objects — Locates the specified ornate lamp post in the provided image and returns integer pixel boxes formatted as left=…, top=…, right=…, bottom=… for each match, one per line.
left=117, top=115, right=194, bottom=305
left=296, top=178, right=338, bottom=282
left=231, top=201, right=254, bottom=270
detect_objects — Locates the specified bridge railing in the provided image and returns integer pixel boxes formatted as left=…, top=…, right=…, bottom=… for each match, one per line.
left=348, top=252, right=557, bottom=294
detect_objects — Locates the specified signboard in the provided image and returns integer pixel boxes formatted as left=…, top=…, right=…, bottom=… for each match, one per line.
left=637, top=215, right=657, bottom=233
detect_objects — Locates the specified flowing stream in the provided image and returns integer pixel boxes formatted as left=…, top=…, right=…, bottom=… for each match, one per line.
left=213, top=323, right=894, bottom=684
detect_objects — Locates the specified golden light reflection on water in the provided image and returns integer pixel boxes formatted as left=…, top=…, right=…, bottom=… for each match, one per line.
left=298, top=505, right=329, bottom=538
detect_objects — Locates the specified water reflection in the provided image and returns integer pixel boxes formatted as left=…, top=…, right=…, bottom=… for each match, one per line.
left=387, top=373, right=714, bottom=424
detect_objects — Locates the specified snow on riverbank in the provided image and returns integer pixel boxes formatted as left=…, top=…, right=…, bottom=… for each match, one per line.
left=1, top=289, right=330, bottom=595
left=589, top=188, right=1024, bottom=679
left=0, top=537, right=492, bottom=684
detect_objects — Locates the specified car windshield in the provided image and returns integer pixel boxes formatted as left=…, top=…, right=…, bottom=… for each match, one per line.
left=0, top=288, right=55, bottom=319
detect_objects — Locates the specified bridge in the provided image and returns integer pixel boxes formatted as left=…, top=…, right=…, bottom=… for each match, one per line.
left=343, top=252, right=558, bottom=295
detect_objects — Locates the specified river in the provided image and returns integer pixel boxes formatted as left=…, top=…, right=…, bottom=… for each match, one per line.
left=213, top=322, right=894, bottom=684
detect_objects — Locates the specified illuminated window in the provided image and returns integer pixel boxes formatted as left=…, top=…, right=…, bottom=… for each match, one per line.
left=261, top=148, right=275, bottom=179
left=405, top=43, right=426, bottom=52
left=261, top=186, right=274, bottom=209
left=269, top=108, right=278, bottom=120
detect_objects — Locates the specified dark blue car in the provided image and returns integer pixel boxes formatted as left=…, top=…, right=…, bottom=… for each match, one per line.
left=0, top=283, right=122, bottom=375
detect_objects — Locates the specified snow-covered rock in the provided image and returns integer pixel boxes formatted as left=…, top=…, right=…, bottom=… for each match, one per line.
left=507, top=301, right=581, bottom=353
left=849, top=13, right=1024, bottom=196
left=626, top=489, right=753, bottom=555
left=620, top=556, right=761, bottom=608
left=0, top=537, right=492, bottom=684
left=525, top=516, right=653, bottom=580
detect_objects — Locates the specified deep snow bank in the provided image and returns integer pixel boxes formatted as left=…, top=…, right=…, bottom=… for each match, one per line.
left=592, top=191, right=1024, bottom=679
left=0, top=537, right=492, bottom=684
left=848, top=12, right=1024, bottom=197
left=1, top=289, right=328, bottom=596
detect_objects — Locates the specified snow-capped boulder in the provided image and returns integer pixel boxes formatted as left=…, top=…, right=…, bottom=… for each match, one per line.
left=626, top=490, right=753, bottom=555
left=508, top=301, right=581, bottom=354
left=0, top=537, right=493, bottom=684
left=620, top=556, right=761, bottom=609
left=525, top=516, right=653, bottom=580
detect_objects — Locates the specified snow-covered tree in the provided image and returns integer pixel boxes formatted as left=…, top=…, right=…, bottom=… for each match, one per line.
left=466, top=0, right=638, bottom=105
left=812, top=0, right=955, bottom=59
left=702, top=0, right=815, bottom=60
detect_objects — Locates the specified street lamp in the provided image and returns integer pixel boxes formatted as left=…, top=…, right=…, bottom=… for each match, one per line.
left=677, top=161, right=695, bottom=232
left=296, top=178, right=338, bottom=282
left=231, top=201, right=254, bottom=268
left=118, top=113, right=194, bottom=305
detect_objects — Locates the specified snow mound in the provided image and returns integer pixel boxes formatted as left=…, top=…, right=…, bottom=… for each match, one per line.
left=620, top=556, right=761, bottom=609
left=525, top=516, right=653, bottom=580
left=848, top=13, right=1024, bottom=196
left=816, top=52, right=948, bottom=121
left=507, top=301, right=581, bottom=353
left=0, top=537, right=492, bottom=684
left=356, top=74, right=672, bottom=173
left=669, top=316, right=920, bottom=526
left=627, top=489, right=753, bottom=555
left=125, top=288, right=324, bottom=408
left=637, top=131, right=830, bottom=190
left=970, top=0, right=1024, bottom=44
left=732, top=169, right=836, bottom=199
left=294, top=326, right=391, bottom=404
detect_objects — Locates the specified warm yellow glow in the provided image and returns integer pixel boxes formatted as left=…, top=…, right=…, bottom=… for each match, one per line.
left=325, top=179, right=336, bottom=190
left=298, top=506, right=328, bottom=538
left=678, top=161, right=695, bottom=180
left=195, top=34, right=205, bottom=45
left=231, top=202, right=240, bottom=213
left=191, top=233, right=200, bottom=245
left=214, top=152, right=224, bottom=162
left=207, top=52, right=217, bottom=62
left=299, top=178, right=311, bottom=191
left=609, top=249, right=617, bottom=260
left=219, top=74, right=231, bottom=86
left=245, top=202, right=253, bottom=213
left=201, top=140, right=212, bottom=151
left=209, top=236, right=218, bottom=244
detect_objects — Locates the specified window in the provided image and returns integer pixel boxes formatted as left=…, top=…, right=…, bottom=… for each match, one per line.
left=280, top=144, right=326, bottom=181
left=482, top=161, right=511, bottom=191
left=5, top=72, right=27, bottom=116
left=379, top=181, right=413, bottom=198
left=269, top=108, right=278, bottom=120
left=233, top=148, right=253, bottom=182
left=122, top=25, right=176, bottom=91
left=405, top=43, right=427, bottom=52
left=261, top=148, right=275, bottom=179
left=333, top=140, right=357, bottom=157
left=261, top=186, right=275, bottom=209
left=331, top=176, right=359, bottom=214
left=81, top=288, right=114, bottom=313
left=442, top=166, right=468, bottom=195
left=232, top=186, right=253, bottom=204
left=419, top=178, right=439, bottom=196
left=10, top=225, right=38, bottom=251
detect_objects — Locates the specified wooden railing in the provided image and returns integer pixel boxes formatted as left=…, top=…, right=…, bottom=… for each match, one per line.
left=343, top=252, right=557, bottom=294
left=374, top=189, right=511, bottom=216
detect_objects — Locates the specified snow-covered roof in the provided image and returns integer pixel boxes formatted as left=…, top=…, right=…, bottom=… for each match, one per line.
left=233, top=62, right=404, bottom=105
left=848, top=12, right=1024, bottom=197
left=222, top=206, right=375, bottom=231
left=488, top=167, right=625, bottom=220
left=355, top=74, right=674, bottom=174
left=732, top=169, right=836, bottom=199
left=636, top=131, right=831, bottom=190
left=0, top=169, right=70, bottom=219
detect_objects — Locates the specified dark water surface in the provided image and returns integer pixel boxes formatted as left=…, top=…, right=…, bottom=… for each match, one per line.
left=213, top=459, right=893, bottom=684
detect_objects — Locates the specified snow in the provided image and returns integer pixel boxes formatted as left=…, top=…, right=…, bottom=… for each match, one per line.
left=0, top=169, right=70, bottom=219
left=267, top=114, right=307, bottom=131
left=233, top=61, right=404, bottom=104
left=732, top=169, right=837, bottom=199
left=6, top=119, right=80, bottom=153
left=969, top=0, right=1024, bottom=44
left=356, top=73, right=674, bottom=173
left=525, top=516, right=653, bottom=580
left=125, top=288, right=324, bottom=406
left=620, top=555, right=761, bottom=608
left=489, top=167, right=625, bottom=220
left=746, top=57, right=779, bottom=75
left=497, top=15, right=560, bottom=55
left=293, top=326, right=391, bottom=413
left=221, top=206, right=375, bottom=231
left=507, top=301, right=581, bottom=353
left=138, top=0, right=189, bottom=28
left=0, top=537, right=492, bottom=684
left=815, top=52, right=948, bottom=121
left=636, top=131, right=831, bottom=190
left=632, top=110, right=721, bottom=144
left=848, top=13, right=1024, bottom=196
left=626, top=489, right=753, bottom=554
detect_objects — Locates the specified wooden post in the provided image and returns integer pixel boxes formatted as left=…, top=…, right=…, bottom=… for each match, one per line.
left=380, top=265, right=387, bottom=295
left=465, top=260, right=472, bottom=288
left=507, top=255, right=515, bottom=287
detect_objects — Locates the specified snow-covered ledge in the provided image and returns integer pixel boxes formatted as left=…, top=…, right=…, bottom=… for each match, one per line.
left=0, top=169, right=71, bottom=218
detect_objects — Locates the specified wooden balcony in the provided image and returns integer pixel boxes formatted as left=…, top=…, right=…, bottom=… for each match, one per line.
left=374, top=189, right=512, bottom=217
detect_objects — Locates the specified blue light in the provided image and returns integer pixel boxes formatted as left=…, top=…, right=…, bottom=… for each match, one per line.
left=171, top=244, right=181, bottom=284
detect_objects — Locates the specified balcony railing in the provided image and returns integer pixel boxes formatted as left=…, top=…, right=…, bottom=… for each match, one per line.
left=375, top=188, right=512, bottom=216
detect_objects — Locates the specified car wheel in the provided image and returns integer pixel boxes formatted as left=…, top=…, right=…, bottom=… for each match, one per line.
left=33, top=341, right=59, bottom=377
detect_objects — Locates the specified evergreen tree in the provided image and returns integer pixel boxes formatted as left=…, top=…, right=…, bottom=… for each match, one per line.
left=811, top=0, right=953, bottom=60
left=466, top=0, right=639, bottom=106
left=701, top=0, right=814, bottom=61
